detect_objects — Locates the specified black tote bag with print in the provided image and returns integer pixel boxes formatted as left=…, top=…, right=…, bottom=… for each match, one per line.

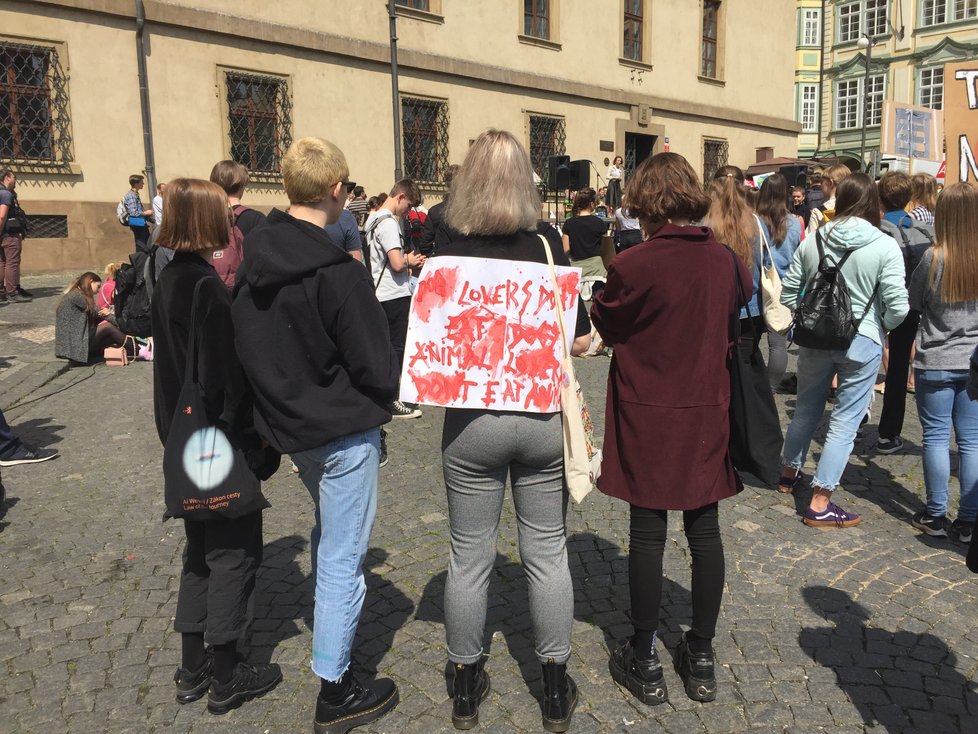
left=163, top=279, right=269, bottom=520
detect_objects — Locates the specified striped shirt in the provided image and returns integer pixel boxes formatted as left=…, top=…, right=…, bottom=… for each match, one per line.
left=909, top=206, right=935, bottom=226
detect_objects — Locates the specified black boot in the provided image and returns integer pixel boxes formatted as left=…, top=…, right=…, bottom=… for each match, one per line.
left=540, top=658, right=577, bottom=733
left=314, top=670, right=399, bottom=734
left=451, top=661, right=490, bottom=730
left=676, top=632, right=717, bottom=702
left=609, top=640, right=668, bottom=705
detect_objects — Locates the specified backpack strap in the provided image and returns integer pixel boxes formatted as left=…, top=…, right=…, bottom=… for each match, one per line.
left=366, top=213, right=393, bottom=292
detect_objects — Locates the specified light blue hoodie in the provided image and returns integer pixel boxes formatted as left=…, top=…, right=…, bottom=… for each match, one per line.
left=781, top=217, right=909, bottom=346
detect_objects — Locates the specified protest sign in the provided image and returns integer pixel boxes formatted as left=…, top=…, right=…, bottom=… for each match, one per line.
left=945, top=60, right=978, bottom=184
left=880, top=100, right=942, bottom=165
left=399, top=256, right=581, bottom=413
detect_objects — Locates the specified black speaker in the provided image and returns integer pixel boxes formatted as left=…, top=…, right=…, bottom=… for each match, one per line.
left=568, top=159, right=590, bottom=190
left=547, top=155, right=571, bottom=190
left=779, top=165, right=807, bottom=188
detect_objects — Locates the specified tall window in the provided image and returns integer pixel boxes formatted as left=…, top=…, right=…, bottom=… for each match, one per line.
left=922, top=0, right=977, bottom=24
left=702, top=138, right=729, bottom=184
left=701, top=1, right=720, bottom=78
left=802, top=8, right=822, bottom=46
left=834, top=74, right=885, bottom=129
left=528, top=114, right=566, bottom=182
left=402, top=96, right=449, bottom=183
left=524, top=0, right=550, bottom=39
left=918, top=67, right=944, bottom=109
left=837, top=1, right=887, bottom=42
left=800, top=84, right=819, bottom=132
left=225, top=71, right=292, bottom=175
left=0, top=42, right=73, bottom=166
left=623, top=0, right=643, bottom=61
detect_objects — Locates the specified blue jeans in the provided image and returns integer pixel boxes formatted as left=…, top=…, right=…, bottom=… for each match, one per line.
left=915, top=369, right=978, bottom=522
left=292, top=428, right=380, bottom=681
left=782, top=335, right=882, bottom=491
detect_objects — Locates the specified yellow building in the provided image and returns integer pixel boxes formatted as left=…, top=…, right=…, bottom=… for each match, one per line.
left=796, top=0, right=978, bottom=168
left=795, top=0, right=824, bottom=156
left=5, top=0, right=801, bottom=272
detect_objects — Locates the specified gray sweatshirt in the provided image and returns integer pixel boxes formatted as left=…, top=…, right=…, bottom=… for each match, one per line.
left=909, top=248, right=978, bottom=371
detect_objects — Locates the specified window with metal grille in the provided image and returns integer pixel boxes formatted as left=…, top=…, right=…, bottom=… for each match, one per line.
left=835, top=79, right=860, bottom=129
left=702, top=139, right=728, bottom=185
left=24, top=214, right=67, bottom=239
left=395, top=0, right=429, bottom=9
left=225, top=71, right=292, bottom=177
left=701, top=1, right=720, bottom=78
left=918, top=67, right=944, bottom=109
left=623, top=0, right=643, bottom=61
left=401, top=96, right=449, bottom=184
left=802, top=9, right=822, bottom=46
left=524, top=0, right=550, bottom=39
left=528, top=115, right=566, bottom=182
left=0, top=42, right=73, bottom=168
left=800, top=84, right=819, bottom=132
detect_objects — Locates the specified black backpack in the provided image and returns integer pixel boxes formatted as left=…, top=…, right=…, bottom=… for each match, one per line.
left=792, top=230, right=879, bottom=351
left=114, top=248, right=157, bottom=337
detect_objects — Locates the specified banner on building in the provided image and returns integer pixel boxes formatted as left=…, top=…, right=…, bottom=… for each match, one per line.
left=399, top=256, right=580, bottom=413
left=945, top=61, right=978, bottom=184
left=879, top=100, right=942, bottom=164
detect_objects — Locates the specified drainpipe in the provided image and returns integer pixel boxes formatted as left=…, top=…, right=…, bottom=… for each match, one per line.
left=135, top=0, right=157, bottom=192
left=388, top=0, right=403, bottom=181
left=811, top=0, right=827, bottom=162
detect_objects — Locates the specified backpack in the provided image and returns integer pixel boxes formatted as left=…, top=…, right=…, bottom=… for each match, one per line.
left=114, top=248, right=157, bottom=337
left=792, top=229, right=879, bottom=351
left=879, top=215, right=934, bottom=287
left=116, top=197, right=130, bottom=226
left=210, top=205, right=248, bottom=288
left=405, top=208, right=426, bottom=252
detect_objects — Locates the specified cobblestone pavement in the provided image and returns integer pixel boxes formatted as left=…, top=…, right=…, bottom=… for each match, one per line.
left=1, top=281, right=977, bottom=733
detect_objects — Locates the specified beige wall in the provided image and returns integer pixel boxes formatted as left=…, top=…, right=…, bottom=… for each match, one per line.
left=9, top=0, right=800, bottom=272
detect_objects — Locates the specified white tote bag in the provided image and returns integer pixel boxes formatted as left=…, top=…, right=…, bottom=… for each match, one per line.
left=755, top=215, right=793, bottom=335
left=541, top=236, right=601, bottom=503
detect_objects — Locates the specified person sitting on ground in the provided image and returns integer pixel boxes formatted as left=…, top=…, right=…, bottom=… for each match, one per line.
left=55, top=272, right=126, bottom=366
left=908, top=182, right=978, bottom=544
left=778, top=173, right=909, bottom=528
left=97, top=262, right=124, bottom=310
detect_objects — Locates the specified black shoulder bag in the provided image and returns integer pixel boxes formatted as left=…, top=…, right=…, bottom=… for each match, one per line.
left=162, top=278, right=269, bottom=520
left=725, top=248, right=784, bottom=488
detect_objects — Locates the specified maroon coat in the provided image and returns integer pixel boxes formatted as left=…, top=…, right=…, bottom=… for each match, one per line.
left=590, top=224, right=752, bottom=511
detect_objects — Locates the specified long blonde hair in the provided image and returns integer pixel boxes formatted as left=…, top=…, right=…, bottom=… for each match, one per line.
left=931, top=182, right=978, bottom=303
left=706, top=176, right=755, bottom=267
left=446, top=129, right=540, bottom=235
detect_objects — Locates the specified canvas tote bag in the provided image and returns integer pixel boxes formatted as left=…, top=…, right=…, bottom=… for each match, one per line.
left=540, top=236, right=601, bottom=503
left=754, top=214, right=793, bottom=335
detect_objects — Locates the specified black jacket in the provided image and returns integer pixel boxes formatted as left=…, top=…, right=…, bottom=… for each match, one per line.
left=232, top=208, right=397, bottom=453
left=418, top=199, right=458, bottom=255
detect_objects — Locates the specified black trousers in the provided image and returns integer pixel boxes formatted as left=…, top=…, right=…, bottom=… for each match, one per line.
left=878, top=310, right=921, bottom=441
left=130, top=225, right=151, bottom=253
left=381, top=295, right=411, bottom=374
left=174, top=511, right=263, bottom=644
left=629, top=503, right=725, bottom=640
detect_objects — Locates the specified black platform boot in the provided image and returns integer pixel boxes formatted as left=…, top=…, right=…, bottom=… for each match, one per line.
left=676, top=632, right=717, bottom=702
left=540, top=658, right=577, bottom=733
left=451, top=661, right=490, bottom=730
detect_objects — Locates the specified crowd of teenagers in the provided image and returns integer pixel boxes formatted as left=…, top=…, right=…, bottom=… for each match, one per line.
left=73, top=127, right=974, bottom=734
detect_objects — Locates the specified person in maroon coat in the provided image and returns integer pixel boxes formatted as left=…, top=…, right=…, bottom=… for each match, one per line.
left=591, top=152, right=750, bottom=708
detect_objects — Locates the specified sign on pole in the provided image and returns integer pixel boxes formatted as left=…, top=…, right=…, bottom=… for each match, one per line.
left=945, top=60, right=978, bottom=184
left=399, top=256, right=581, bottom=413
left=880, top=100, right=943, bottom=165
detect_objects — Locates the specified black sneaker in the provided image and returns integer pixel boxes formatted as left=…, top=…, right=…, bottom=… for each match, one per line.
left=7, top=291, right=30, bottom=303
left=950, top=518, right=974, bottom=544
left=389, top=400, right=422, bottom=420
left=676, top=633, right=717, bottom=702
left=16, top=287, right=32, bottom=298
left=0, top=444, right=59, bottom=467
left=174, top=656, right=212, bottom=704
left=875, top=436, right=904, bottom=454
left=911, top=511, right=948, bottom=537
left=379, top=429, right=389, bottom=468
left=207, top=661, right=282, bottom=715
left=608, top=640, right=668, bottom=706
left=314, top=672, right=399, bottom=734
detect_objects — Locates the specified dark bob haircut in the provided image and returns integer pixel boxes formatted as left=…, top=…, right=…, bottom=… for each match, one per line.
left=835, top=172, right=882, bottom=228
left=624, top=152, right=711, bottom=225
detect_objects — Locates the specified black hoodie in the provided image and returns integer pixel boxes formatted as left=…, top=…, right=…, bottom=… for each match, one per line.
left=232, top=208, right=397, bottom=453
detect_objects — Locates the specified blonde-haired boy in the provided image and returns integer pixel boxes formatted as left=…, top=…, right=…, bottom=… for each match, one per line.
left=232, top=137, right=400, bottom=733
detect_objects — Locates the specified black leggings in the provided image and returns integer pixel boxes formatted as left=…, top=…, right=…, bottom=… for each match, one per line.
left=629, top=502, right=725, bottom=640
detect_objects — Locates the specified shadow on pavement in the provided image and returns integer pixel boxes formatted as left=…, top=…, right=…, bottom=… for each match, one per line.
left=249, top=534, right=310, bottom=665
left=799, top=585, right=977, bottom=733
left=353, top=547, right=416, bottom=677
left=8, top=416, right=65, bottom=448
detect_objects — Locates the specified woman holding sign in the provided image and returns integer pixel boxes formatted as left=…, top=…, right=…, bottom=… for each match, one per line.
left=434, top=129, right=591, bottom=732
left=591, top=153, right=751, bottom=708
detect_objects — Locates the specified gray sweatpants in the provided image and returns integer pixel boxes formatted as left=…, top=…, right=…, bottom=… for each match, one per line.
left=442, top=409, right=573, bottom=665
